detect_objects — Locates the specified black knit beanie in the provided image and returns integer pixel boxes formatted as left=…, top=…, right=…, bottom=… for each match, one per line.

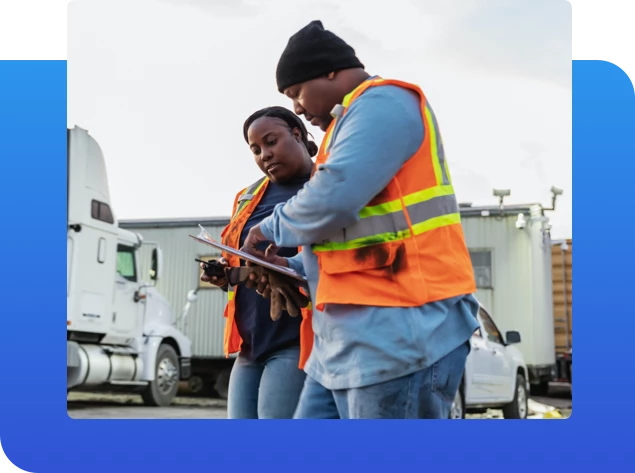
left=276, top=20, right=365, bottom=93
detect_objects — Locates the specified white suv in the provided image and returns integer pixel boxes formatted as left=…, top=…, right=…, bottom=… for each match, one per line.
left=450, top=305, right=530, bottom=419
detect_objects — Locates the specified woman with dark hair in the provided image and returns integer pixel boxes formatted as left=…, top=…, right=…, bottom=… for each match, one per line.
left=201, top=106, right=317, bottom=419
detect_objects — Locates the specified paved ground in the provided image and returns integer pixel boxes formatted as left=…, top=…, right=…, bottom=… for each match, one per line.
left=68, top=383, right=571, bottom=419
left=466, top=382, right=572, bottom=419
left=531, top=382, right=572, bottom=413
left=68, top=392, right=228, bottom=419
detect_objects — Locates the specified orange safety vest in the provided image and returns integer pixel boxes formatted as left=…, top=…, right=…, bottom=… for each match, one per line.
left=311, top=77, right=476, bottom=311
left=220, top=176, right=314, bottom=369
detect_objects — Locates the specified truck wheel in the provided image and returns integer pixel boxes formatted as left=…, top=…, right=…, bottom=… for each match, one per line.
left=503, top=374, right=528, bottom=419
left=188, top=376, right=205, bottom=395
left=214, top=367, right=231, bottom=400
left=142, top=344, right=180, bottom=407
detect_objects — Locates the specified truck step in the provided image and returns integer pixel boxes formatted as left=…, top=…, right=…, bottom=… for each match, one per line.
left=109, top=380, right=148, bottom=386
left=102, top=347, right=139, bottom=356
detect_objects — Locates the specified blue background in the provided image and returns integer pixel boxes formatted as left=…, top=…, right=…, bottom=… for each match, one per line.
left=0, top=60, right=632, bottom=472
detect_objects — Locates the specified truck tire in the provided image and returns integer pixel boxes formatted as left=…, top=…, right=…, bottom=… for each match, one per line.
left=214, top=367, right=231, bottom=400
left=502, top=374, right=528, bottom=419
left=188, top=376, right=205, bottom=395
left=142, top=344, right=180, bottom=407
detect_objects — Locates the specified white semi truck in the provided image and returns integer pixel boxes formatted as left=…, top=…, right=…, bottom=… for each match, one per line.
left=66, top=126, right=192, bottom=406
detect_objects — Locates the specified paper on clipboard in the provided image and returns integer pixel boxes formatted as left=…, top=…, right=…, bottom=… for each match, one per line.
left=189, top=224, right=308, bottom=286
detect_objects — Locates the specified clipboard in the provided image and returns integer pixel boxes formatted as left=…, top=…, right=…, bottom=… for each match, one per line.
left=189, top=225, right=308, bottom=286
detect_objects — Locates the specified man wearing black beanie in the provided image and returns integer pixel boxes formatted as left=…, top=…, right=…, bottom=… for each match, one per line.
left=274, top=20, right=367, bottom=131
left=241, top=20, right=481, bottom=420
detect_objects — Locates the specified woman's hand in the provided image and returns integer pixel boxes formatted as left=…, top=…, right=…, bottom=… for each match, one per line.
left=200, top=257, right=229, bottom=287
left=245, top=270, right=272, bottom=298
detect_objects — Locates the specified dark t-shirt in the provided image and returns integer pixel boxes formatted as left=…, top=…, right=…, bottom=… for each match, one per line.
left=234, top=174, right=310, bottom=362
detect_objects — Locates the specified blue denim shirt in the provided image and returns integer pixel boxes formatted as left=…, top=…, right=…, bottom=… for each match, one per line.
left=260, top=79, right=480, bottom=390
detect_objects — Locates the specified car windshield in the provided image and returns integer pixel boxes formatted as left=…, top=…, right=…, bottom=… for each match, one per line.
left=478, top=307, right=504, bottom=345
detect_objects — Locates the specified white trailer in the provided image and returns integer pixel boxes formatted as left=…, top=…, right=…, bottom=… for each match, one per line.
left=66, top=126, right=192, bottom=406
left=460, top=199, right=558, bottom=394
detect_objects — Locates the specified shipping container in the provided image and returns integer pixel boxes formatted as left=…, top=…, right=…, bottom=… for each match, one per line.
left=551, top=239, right=572, bottom=383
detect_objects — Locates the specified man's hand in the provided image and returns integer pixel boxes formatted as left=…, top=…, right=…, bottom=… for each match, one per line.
left=241, top=224, right=289, bottom=267
left=240, top=225, right=296, bottom=298
left=240, top=224, right=268, bottom=257
left=200, top=257, right=229, bottom=287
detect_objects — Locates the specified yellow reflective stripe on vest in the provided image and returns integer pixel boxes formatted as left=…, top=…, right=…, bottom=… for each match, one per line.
left=228, top=288, right=235, bottom=301
left=234, top=178, right=267, bottom=218
left=424, top=104, right=450, bottom=186
left=314, top=229, right=411, bottom=252
left=314, top=195, right=459, bottom=248
left=411, top=212, right=461, bottom=236
left=312, top=212, right=461, bottom=252
left=312, top=185, right=460, bottom=252
left=360, top=185, right=455, bottom=218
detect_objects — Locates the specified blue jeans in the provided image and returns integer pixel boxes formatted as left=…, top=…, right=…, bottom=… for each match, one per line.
left=294, top=341, right=469, bottom=419
left=227, top=345, right=306, bottom=419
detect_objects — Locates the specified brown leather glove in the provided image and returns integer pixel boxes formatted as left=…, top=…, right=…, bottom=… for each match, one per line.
left=225, top=266, right=310, bottom=321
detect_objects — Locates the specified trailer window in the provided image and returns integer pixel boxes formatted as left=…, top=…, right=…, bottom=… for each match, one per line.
left=469, top=250, right=492, bottom=288
left=117, top=245, right=137, bottom=282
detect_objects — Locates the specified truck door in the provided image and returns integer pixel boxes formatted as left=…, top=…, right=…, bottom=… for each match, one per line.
left=111, top=244, right=143, bottom=337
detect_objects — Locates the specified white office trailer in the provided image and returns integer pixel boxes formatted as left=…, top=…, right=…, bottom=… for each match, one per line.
left=459, top=198, right=558, bottom=394
left=120, top=191, right=562, bottom=397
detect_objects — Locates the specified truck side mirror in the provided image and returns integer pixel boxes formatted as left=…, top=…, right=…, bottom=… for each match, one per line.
left=505, top=331, right=521, bottom=345
left=151, top=247, right=163, bottom=282
left=186, top=289, right=198, bottom=303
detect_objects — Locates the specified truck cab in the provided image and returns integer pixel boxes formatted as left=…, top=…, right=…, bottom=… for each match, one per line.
left=66, top=125, right=191, bottom=406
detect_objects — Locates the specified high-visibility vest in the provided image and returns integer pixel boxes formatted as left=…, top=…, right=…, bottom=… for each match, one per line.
left=220, top=176, right=314, bottom=369
left=311, top=77, right=476, bottom=311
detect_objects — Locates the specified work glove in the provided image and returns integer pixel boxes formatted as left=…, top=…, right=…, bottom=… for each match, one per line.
left=224, top=266, right=310, bottom=321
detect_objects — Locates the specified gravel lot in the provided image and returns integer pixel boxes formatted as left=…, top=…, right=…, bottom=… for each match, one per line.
left=68, top=383, right=571, bottom=419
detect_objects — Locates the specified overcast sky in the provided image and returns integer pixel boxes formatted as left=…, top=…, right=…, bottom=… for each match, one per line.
left=67, top=0, right=572, bottom=239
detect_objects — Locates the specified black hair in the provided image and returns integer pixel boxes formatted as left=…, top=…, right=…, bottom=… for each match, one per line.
left=243, top=106, right=318, bottom=157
